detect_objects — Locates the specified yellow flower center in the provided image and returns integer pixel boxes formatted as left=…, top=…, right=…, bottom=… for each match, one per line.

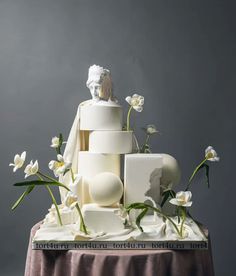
left=206, top=152, right=214, bottom=159
left=131, top=98, right=139, bottom=106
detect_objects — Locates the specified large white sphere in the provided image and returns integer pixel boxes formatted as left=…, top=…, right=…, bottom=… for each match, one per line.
left=160, top=154, right=181, bottom=189
left=89, top=172, right=123, bottom=206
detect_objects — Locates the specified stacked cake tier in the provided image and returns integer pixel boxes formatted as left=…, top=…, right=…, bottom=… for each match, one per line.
left=80, top=105, right=123, bottom=130
left=78, top=103, right=133, bottom=206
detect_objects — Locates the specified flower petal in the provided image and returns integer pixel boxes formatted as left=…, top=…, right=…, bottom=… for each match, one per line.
left=64, top=162, right=72, bottom=170
left=21, top=151, right=26, bottom=161
left=14, top=155, right=20, bottom=164
left=125, top=96, right=132, bottom=105
left=133, top=106, right=143, bottom=112
left=32, top=160, right=39, bottom=174
left=169, top=198, right=180, bottom=206
left=57, top=154, right=64, bottom=162
left=139, top=98, right=144, bottom=105
left=183, top=201, right=192, bottom=207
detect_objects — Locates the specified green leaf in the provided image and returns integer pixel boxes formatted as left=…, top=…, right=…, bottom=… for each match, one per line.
left=125, top=202, right=147, bottom=211
left=59, top=133, right=63, bottom=147
left=11, top=185, right=35, bottom=210
left=136, top=208, right=148, bottom=232
left=144, top=148, right=151, bottom=153
left=63, top=169, right=70, bottom=176
left=169, top=190, right=176, bottom=198
left=14, top=180, right=70, bottom=191
left=203, top=163, right=210, bottom=188
left=177, top=206, right=181, bottom=224
left=161, top=189, right=176, bottom=207
left=161, top=191, right=171, bottom=207
left=55, top=133, right=63, bottom=155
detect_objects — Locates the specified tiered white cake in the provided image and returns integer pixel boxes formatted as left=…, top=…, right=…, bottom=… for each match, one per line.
left=33, top=65, right=205, bottom=242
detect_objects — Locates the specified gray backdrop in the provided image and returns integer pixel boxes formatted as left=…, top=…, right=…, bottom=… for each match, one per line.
left=0, top=0, right=235, bottom=275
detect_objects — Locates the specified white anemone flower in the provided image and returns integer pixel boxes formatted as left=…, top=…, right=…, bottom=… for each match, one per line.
left=205, top=146, right=220, bottom=162
left=64, top=192, right=78, bottom=208
left=146, top=124, right=158, bottom=135
left=48, top=154, right=72, bottom=177
left=24, top=160, right=39, bottom=178
left=9, top=151, right=26, bottom=172
left=125, top=94, right=144, bottom=112
left=169, top=191, right=192, bottom=207
left=50, top=136, right=60, bottom=148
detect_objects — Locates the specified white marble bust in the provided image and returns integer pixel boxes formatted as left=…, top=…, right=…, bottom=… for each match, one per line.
left=86, top=64, right=118, bottom=104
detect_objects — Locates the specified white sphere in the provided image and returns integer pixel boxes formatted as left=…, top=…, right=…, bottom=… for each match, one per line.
left=89, top=172, right=123, bottom=206
left=160, top=154, right=181, bottom=189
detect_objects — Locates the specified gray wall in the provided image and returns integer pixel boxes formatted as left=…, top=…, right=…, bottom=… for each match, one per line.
left=0, top=0, right=235, bottom=275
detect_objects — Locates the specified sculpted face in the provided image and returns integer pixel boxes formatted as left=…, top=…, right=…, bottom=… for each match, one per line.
left=88, top=81, right=101, bottom=100
left=86, top=65, right=116, bottom=103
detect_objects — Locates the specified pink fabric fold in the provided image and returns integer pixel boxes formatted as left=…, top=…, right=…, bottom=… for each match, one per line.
left=25, top=222, right=214, bottom=276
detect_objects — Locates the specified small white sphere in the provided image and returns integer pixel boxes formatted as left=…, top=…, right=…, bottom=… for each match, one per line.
left=89, top=172, right=123, bottom=206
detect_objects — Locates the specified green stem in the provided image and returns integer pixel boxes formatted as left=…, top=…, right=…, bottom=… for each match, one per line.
left=37, top=173, right=62, bottom=226
left=180, top=207, right=186, bottom=238
left=46, top=185, right=63, bottom=226
left=56, top=147, right=61, bottom=155
left=38, top=171, right=57, bottom=182
left=186, top=158, right=207, bottom=191
left=38, top=171, right=71, bottom=191
left=126, top=106, right=133, bottom=131
left=75, top=203, right=88, bottom=235
left=132, top=133, right=140, bottom=153
left=70, top=169, right=75, bottom=183
left=145, top=134, right=150, bottom=145
left=140, top=134, right=150, bottom=152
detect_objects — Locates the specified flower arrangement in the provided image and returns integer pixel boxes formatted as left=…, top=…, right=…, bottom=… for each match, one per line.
left=125, top=146, right=220, bottom=238
left=10, top=134, right=88, bottom=234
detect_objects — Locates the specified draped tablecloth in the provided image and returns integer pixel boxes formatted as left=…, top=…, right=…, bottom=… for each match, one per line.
left=25, top=222, right=214, bottom=276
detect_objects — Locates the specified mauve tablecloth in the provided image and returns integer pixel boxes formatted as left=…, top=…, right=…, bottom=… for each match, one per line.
left=24, top=222, right=214, bottom=276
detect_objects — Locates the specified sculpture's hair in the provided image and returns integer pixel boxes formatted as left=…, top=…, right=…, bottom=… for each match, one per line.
left=99, top=70, right=113, bottom=101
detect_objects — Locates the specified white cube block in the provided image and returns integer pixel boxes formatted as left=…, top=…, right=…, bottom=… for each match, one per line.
left=82, top=203, right=125, bottom=233
left=124, top=154, right=163, bottom=206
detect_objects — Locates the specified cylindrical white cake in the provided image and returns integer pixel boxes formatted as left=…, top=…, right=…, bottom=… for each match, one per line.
left=78, top=151, right=120, bottom=178
left=80, top=105, right=123, bottom=130
left=89, top=131, right=133, bottom=154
